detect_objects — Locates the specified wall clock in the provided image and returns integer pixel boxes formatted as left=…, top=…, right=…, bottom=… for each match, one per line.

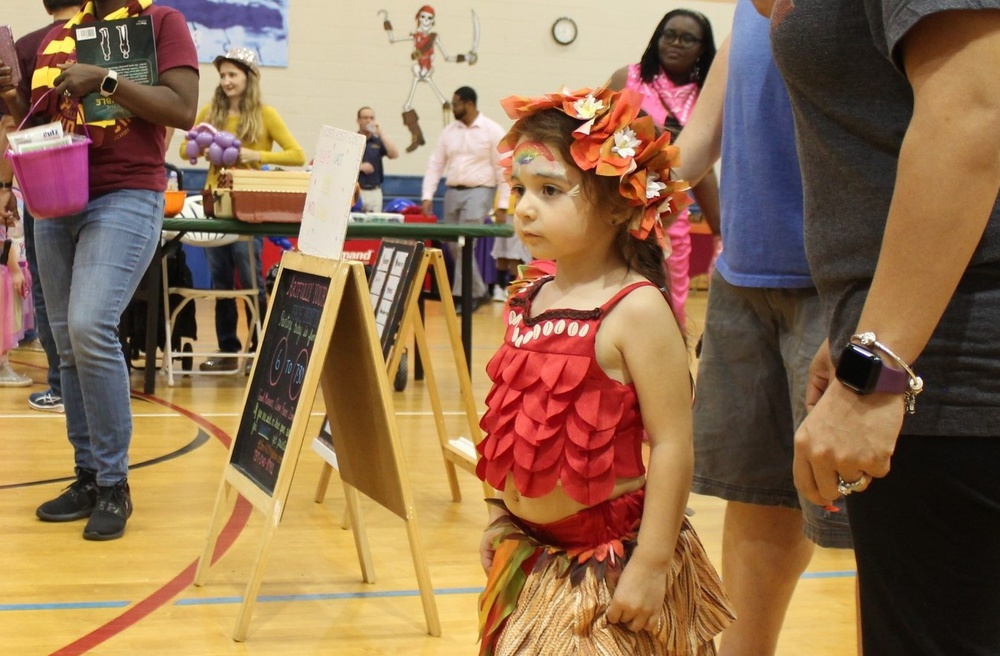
left=551, top=17, right=578, bottom=46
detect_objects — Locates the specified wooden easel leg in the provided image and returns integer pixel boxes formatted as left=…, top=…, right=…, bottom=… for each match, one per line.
left=232, top=508, right=281, bottom=642
left=405, top=515, right=442, bottom=637
left=314, top=462, right=333, bottom=503
left=430, top=252, right=492, bottom=501
left=412, top=316, right=462, bottom=502
left=195, top=478, right=232, bottom=586
left=343, top=483, right=375, bottom=583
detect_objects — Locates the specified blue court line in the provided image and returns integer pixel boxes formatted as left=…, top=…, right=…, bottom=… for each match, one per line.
left=175, top=586, right=485, bottom=606
left=0, top=572, right=857, bottom=613
left=0, top=600, right=131, bottom=612
left=801, top=570, right=856, bottom=580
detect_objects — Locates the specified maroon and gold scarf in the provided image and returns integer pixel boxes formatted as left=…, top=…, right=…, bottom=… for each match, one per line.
left=29, top=0, right=152, bottom=146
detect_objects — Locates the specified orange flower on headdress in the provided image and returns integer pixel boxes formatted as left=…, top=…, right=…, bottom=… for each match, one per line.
left=498, top=86, right=691, bottom=245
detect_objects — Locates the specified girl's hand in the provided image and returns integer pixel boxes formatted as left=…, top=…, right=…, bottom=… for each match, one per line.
left=479, top=523, right=506, bottom=574
left=10, top=265, right=27, bottom=297
left=0, top=189, right=17, bottom=228
left=606, top=555, right=667, bottom=633
left=238, top=148, right=262, bottom=164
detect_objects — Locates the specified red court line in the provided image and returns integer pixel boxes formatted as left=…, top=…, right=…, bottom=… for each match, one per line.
left=50, top=392, right=250, bottom=655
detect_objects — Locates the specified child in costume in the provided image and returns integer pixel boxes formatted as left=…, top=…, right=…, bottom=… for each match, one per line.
left=0, top=220, right=34, bottom=387
left=476, top=87, right=734, bottom=655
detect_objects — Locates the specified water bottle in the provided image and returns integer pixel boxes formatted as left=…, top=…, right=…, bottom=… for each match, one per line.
left=167, top=171, right=179, bottom=191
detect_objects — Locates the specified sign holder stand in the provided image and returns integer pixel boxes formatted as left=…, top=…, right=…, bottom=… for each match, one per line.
left=313, top=248, right=487, bottom=513
left=194, top=253, right=440, bottom=641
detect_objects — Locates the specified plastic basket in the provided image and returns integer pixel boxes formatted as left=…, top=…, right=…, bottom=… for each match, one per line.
left=4, top=89, right=92, bottom=219
left=7, top=134, right=91, bottom=218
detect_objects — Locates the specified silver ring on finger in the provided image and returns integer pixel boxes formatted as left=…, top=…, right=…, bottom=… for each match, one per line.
left=63, top=88, right=73, bottom=97
left=837, top=473, right=870, bottom=496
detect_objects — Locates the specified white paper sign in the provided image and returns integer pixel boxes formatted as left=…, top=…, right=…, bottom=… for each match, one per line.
left=298, top=126, right=365, bottom=260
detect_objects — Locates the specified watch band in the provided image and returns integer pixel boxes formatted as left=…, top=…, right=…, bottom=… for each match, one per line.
left=0, top=181, right=12, bottom=189
left=872, top=360, right=908, bottom=394
left=852, top=331, right=924, bottom=414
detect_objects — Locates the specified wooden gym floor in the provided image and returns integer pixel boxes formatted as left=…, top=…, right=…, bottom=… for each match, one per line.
left=0, top=289, right=858, bottom=655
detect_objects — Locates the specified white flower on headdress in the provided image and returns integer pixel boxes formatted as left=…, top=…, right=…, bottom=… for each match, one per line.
left=572, top=94, right=604, bottom=119
left=646, top=171, right=668, bottom=199
left=611, top=127, right=641, bottom=159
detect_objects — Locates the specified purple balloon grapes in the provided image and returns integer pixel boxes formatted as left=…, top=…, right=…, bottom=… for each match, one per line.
left=184, top=123, right=242, bottom=167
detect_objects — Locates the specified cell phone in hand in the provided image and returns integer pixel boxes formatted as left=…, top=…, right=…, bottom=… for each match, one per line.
left=0, top=25, right=20, bottom=89
left=1, top=239, right=12, bottom=266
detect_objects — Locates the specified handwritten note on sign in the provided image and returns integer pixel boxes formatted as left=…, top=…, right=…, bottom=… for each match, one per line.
left=230, top=269, right=329, bottom=495
left=298, top=125, right=365, bottom=260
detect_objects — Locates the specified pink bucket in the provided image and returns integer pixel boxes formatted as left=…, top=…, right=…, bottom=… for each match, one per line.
left=7, top=134, right=91, bottom=219
left=4, top=89, right=92, bottom=219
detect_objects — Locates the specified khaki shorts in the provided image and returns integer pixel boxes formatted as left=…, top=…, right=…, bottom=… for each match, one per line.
left=692, top=270, right=852, bottom=549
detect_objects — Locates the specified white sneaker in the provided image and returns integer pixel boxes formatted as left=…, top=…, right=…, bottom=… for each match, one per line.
left=0, top=361, right=33, bottom=387
left=492, top=287, right=508, bottom=303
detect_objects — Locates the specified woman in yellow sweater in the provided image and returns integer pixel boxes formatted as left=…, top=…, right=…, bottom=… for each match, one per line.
left=186, top=47, right=305, bottom=372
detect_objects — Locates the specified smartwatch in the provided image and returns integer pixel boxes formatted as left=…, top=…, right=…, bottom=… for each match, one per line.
left=99, top=69, right=119, bottom=98
left=835, top=342, right=909, bottom=395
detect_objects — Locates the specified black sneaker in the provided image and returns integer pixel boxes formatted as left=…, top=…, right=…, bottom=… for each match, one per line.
left=83, top=481, right=133, bottom=541
left=36, top=471, right=98, bottom=522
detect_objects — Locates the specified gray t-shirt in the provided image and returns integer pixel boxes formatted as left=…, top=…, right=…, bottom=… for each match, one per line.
left=771, top=0, right=1000, bottom=436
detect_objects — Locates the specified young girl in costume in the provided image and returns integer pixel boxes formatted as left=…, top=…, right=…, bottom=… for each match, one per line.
left=476, top=87, right=734, bottom=655
left=0, top=220, right=34, bottom=387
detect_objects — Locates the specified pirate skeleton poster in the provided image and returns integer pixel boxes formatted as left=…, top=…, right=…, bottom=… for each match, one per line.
left=74, top=16, right=158, bottom=122
left=379, top=5, right=479, bottom=152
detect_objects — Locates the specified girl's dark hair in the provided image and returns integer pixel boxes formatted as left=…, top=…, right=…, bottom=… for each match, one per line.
left=638, top=9, right=717, bottom=88
left=506, top=110, right=669, bottom=293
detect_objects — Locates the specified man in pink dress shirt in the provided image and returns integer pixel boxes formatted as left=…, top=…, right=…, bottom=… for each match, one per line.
left=421, top=86, right=509, bottom=311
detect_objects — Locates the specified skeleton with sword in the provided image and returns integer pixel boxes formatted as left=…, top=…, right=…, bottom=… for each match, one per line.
left=379, top=5, right=480, bottom=152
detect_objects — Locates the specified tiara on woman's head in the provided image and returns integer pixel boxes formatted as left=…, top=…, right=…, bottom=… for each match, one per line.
left=498, top=86, right=690, bottom=244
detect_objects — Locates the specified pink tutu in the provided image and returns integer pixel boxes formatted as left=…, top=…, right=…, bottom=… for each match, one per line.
left=0, top=259, right=34, bottom=353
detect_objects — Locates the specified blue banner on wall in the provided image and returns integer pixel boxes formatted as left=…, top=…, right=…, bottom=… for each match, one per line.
left=158, top=0, right=289, bottom=68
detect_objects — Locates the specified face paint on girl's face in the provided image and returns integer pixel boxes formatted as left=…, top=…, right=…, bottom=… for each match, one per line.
left=512, top=140, right=569, bottom=182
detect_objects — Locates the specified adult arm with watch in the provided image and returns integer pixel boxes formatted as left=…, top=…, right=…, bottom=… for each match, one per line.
left=791, top=10, right=1000, bottom=505
left=52, top=61, right=197, bottom=130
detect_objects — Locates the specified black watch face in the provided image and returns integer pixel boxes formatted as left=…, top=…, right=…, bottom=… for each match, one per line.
left=836, top=343, right=882, bottom=394
left=101, top=77, right=117, bottom=95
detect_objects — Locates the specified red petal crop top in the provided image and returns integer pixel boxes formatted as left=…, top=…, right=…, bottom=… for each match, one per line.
left=476, top=276, right=658, bottom=506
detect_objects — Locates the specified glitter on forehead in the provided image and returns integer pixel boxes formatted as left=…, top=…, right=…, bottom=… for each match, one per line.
left=513, top=140, right=557, bottom=166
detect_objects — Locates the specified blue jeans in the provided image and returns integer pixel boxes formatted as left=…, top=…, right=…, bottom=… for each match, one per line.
left=22, top=205, right=61, bottom=394
left=35, top=189, right=163, bottom=485
left=204, top=236, right=266, bottom=352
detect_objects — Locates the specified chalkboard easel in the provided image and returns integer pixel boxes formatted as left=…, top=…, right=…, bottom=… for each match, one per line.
left=313, top=247, right=488, bottom=516
left=193, top=252, right=440, bottom=641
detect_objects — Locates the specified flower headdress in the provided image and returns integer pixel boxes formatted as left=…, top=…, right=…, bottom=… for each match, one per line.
left=498, top=87, right=690, bottom=245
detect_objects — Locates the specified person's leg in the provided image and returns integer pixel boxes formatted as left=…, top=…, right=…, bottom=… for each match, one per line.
left=849, top=435, right=1000, bottom=654
left=693, top=274, right=848, bottom=655
left=441, top=189, right=463, bottom=296
left=35, top=190, right=163, bottom=537
left=34, top=209, right=97, bottom=477
left=204, top=243, right=240, bottom=353
left=456, top=187, right=494, bottom=299
left=719, top=502, right=814, bottom=656
left=23, top=206, right=61, bottom=396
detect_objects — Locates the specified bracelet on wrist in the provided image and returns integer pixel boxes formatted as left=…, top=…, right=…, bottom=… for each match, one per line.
left=0, top=181, right=13, bottom=189
left=852, top=332, right=924, bottom=415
